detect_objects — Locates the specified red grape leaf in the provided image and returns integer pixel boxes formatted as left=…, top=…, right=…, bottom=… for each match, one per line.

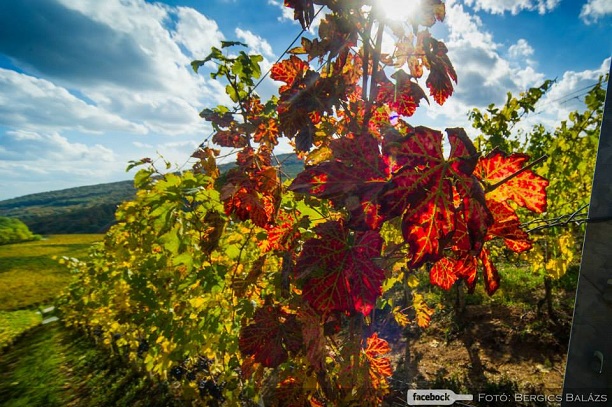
left=295, top=220, right=385, bottom=316
left=430, top=256, right=458, bottom=290
left=476, top=150, right=548, bottom=213
left=212, top=129, right=248, bottom=148
left=271, top=55, right=309, bottom=93
left=487, top=200, right=532, bottom=252
left=452, top=248, right=499, bottom=295
left=363, top=333, right=392, bottom=389
left=239, top=305, right=303, bottom=368
left=220, top=158, right=280, bottom=228
left=272, top=376, right=322, bottom=407
left=289, top=134, right=389, bottom=230
left=424, top=37, right=456, bottom=105
left=258, top=210, right=302, bottom=253
left=453, top=181, right=493, bottom=254
left=480, top=248, right=499, bottom=295
left=254, top=118, right=280, bottom=146
left=376, top=70, right=428, bottom=117
left=221, top=182, right=277, bottom=227
left=384, top=127, right=478, bottom=267
left=297, top=305, right=326, bottom=371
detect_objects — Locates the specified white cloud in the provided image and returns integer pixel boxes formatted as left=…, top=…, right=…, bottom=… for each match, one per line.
left=133, top=141, right=154, bottom=149
left=0, top=130, right=115, bottom=162
left=0, top=0, right=234, bottom=199
left=0, top=69, right=147, bottom=135
left=464, top=0, right=560, bottom=15
left=418, top=0, right=546, bottom=129
left=235, top=28, right=275, bottom=59
left=173, top=6, right=225, bottom=58
left=580, top=0, right=612, bottom=24
left=508, top=39, right=534, bottom=58
left=268, top=0, right=297, bottom=23
left=538, top=57, right=611, bottom=122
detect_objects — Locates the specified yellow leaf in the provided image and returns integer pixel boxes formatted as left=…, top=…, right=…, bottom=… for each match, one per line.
left=413, top=293, right=434, bottom=328
left=392, top=306, right=410, bottom=327
left=189, top=297, right=206, bottom=309
left=406, top=274, right=419, bottom=289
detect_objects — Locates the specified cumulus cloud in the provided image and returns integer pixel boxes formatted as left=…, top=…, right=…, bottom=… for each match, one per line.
left=580, top=0, right=612, bottom=24
left=508, top=39, right=535, bottom=58
left=0, top=69, right=147, bottom=134
left=0, top=0, right=233, bottom=199
left=173, top=6, right=225, bottom=58
left=464, top=0, right=560, bottom=15
left=418, top=0, right=545, bottom=128
left=268, top=0, right=297, bottom=23
left=0, top=0, right=169, bottom=91
left=538, top=57, right=610, bottom=122
left=235, top=28, right=275, bottom=59
left=0, top=130, right=115, bottom=162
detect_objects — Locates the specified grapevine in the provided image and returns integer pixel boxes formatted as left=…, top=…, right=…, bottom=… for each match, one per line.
left=60, top=1, right=549, bottom=405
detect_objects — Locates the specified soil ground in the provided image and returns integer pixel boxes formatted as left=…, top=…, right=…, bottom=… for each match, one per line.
left=384, top=301, right=572, bottom=407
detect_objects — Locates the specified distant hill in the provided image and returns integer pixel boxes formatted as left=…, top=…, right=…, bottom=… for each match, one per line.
left=0, top=153, right=304, bottom=235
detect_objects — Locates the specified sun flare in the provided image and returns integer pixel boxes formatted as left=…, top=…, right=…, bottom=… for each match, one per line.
left=375, top=0, right=421, bottom=22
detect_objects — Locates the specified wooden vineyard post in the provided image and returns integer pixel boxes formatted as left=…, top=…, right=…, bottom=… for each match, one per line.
left=562, top=63, right=612, bottom=405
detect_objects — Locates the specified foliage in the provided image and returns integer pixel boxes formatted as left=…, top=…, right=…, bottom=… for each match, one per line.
left=471, top=74, right=607, bottom=284
left=60, top=1, right=549, bottom=405
left=0, top=216, right=40, bottom=245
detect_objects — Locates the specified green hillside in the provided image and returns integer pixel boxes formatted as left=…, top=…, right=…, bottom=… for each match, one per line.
left=0, top=153, right=304, bottom=235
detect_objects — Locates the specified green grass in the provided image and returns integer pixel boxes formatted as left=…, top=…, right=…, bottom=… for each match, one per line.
left=0, top=310, right=42, bottom=350
left=0, top=235, right=102, bottom=311
left=0, top=234, right=183, bottom=406
left=0, top=235, right=102, bottom=349
left=418, top=258, right=579, bottom=318
left=0, top=324, right=180, bottom=407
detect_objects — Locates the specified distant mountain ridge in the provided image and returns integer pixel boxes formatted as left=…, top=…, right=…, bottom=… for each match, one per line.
left=0, top=153, right=304, bottom=234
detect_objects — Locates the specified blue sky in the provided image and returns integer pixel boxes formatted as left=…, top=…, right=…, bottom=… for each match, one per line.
left=0, top=0, right=610, bottom=200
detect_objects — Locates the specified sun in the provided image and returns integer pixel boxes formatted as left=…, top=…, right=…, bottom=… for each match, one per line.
left=374, top=0, right=421, bottom=22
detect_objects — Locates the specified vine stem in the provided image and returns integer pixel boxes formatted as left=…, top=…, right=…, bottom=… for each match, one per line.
left=362, top=21, right=385, bottom=134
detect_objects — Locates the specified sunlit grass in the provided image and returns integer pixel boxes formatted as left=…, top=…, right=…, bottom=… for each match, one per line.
left=0, top=325, right=179, bottom=407
left=0, top=310, right=42, bottom=350
left=0, top=235, right=102, bottom=311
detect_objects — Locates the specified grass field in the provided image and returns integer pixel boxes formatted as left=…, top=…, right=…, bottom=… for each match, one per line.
left=0, top=234, right=181, bottom=406
left=0, top=235, right=102, bottom=349
left=0, top=235, right=102, bottom=311
left=0, top=324, right=180, bottom=407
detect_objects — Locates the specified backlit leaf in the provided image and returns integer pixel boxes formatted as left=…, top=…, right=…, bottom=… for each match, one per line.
left=239, top=305, right=303, bottom=368
left=295, top=220, right=385, bottom=316
left=289, top=134, right=388, bottom=230
left=271, top=55, right=309, bottom=93
left=487, top=200, right=532, bottom=252
left=376, top=70, right=428, bottom=117
left=424, top=37, right=456, bottom=105
left=429, top=256, right=458, bottom=290
left=413, top=293, right=434, bottom=328
left=363, top=333, right=392, bottom=389
left=476, top=150, right=548, bottom=213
